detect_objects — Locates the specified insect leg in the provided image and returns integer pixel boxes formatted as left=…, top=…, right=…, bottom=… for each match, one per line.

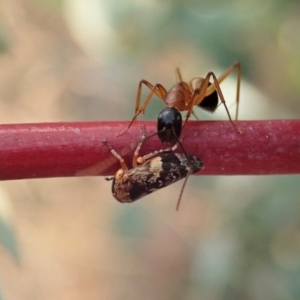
left=103, top=139, right=129, bottom=171
left=116, top=80, right=168, bottom=136
left=132, top=125, right=147, bottom=168
left=138, top=142, right=179, bottom=164
left=175, top=67, right=183, bottom=82
left=206, top=62, right=241, bottom=120
left=173, top=134, right=196, bottom=211
left=135, top=80, right=168, bottom=114
left=177, top=67, right=203, bottom=120
left=185, top=71, right=241, bottom=133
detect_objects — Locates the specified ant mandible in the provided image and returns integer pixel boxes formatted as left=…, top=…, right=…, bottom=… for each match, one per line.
left=117, top=62, right=241, bottom=145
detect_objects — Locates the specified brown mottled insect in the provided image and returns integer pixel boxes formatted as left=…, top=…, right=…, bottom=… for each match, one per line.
left=105, top=126, right=204, bottom=209
left=117, top=62, right=241, bottom=144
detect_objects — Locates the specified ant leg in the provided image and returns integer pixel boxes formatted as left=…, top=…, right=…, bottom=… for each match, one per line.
left=173, top=135, right=195, bottom=211
left=176, top=67, right=201, bottom=121
left=178, top=68, right=201, bottom=125
left=133, top=82, right=167, bottom=117
left=178, top=67, right=204, bottom=120
left=175, top=67, right=184, bottom=82
left=176, top=167, right=192, bottom=211
left=206, top=62, right=241, bottom=120
left=209, top=72, right=241, bottom=132
left=191, top=110, right=200, bottom=120
left=103, top=139, right=129, bottom=171
left=117, top=80, right=167, bottom=136
left=118, top=83, right=167, bottom=136
left=187, top=71, right=241, bottom=133
left=181, top=80, right=207, bottom=128
left=134, top=80, right=167, bottom=114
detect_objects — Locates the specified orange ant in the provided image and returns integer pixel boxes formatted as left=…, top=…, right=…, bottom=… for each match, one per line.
left=117, top=62, right=241, bottom=143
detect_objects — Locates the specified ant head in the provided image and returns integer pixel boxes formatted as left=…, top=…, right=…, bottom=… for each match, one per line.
left=157, top=107, right=182, bottom=145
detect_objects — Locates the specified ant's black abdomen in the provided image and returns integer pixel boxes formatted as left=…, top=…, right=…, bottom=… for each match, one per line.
left=197, top=82, right=219, bottom=112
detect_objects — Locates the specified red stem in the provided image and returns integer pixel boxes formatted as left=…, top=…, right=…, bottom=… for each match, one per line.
left=0, top=120, right=299, bottom=180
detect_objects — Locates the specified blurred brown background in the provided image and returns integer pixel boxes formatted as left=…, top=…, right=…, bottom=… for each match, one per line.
left=0, top=0, right=300, bottom=299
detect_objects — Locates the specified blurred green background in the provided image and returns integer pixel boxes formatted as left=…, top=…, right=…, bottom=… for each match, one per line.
left=0, top=0, right=300, bottom=299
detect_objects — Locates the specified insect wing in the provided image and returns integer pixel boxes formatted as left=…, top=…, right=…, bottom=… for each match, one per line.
left=112, top=153, right=203, bottom=203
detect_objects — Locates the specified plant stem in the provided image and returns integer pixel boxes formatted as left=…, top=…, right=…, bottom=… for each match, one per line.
left=0, top=120, right=299, bottom=180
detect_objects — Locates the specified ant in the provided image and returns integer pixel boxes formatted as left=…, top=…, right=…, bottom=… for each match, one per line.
left=117, top=62, right=241, bottom=145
